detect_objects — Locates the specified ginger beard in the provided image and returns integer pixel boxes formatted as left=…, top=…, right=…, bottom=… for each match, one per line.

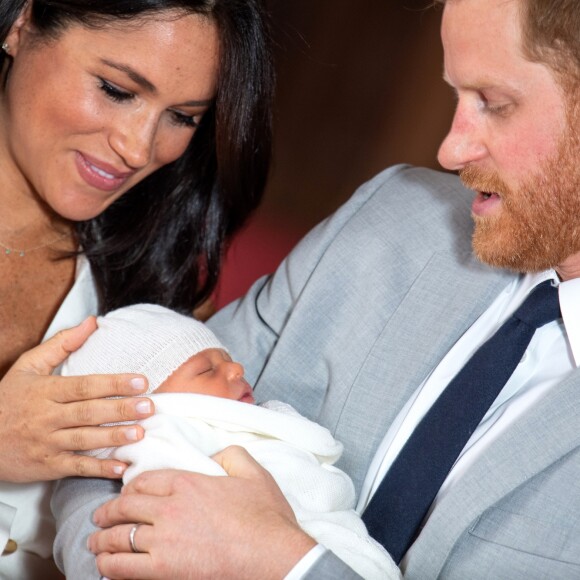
left=460, top=106, right=580, bottom=273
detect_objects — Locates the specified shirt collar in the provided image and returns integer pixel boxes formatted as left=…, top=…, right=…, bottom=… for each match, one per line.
left=557, top=275, right=580, bottom=367
left=514, top=271, right=580, bottom=367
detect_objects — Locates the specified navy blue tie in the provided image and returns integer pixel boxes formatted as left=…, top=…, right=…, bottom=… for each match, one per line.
left=362, top=280, right=561, bottom=563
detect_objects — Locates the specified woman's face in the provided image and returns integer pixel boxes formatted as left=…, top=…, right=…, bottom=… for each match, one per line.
left=0, top=11, right=219, bottom=221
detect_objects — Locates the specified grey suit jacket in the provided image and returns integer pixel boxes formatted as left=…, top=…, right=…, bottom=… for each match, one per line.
left=208, top=165, right=580, bottom=578
left=52, top=165, right=580, bottom=579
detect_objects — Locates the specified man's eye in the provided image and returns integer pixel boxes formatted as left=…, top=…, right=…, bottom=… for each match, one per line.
left=485, top=102, right=509, bottom=115
left=99, top=78, right=134, bottom=103
left=479, top=94, right=512, bottom=117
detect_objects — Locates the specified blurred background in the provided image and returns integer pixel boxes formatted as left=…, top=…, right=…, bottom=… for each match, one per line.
left=215, top=0, right=456, bottom=307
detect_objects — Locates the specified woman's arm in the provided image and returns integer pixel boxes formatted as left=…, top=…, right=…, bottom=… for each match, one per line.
left=0, top=317, right=154, bottom=482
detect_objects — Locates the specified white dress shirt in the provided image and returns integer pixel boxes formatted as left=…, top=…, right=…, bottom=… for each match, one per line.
left=291, top=270, right=580, bottom=577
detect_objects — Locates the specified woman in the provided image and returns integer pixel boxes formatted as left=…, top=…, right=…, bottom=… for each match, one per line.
left=0, top=0, right=273, bottom=576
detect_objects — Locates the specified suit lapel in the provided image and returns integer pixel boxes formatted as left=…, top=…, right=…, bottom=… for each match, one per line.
left=334, top=250, right=511, bottom=491
left=405, top=366, right=580, bottom=578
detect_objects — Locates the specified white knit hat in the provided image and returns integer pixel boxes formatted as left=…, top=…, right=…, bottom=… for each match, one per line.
left=62, top=304, right=226, bottom=394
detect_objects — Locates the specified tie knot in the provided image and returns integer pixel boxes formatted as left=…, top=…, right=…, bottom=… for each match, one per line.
left=512, top=280, right=561, bottom=329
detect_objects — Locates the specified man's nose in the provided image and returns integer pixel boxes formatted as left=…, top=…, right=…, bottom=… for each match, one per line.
left=437, top=106, right=487, bottom=171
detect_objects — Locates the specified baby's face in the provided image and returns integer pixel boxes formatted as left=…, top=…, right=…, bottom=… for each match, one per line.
left=156, top=348, right=255, bottom=403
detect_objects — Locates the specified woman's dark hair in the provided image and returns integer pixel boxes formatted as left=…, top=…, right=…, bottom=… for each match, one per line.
left=0, top=0, right=274, bottom=314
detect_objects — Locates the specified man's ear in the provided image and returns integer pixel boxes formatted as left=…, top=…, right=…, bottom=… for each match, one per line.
left=4, top=2, right=33, bottom=58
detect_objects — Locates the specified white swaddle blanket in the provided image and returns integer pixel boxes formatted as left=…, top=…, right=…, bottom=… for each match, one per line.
left=96, top=393, right=400, bottom=580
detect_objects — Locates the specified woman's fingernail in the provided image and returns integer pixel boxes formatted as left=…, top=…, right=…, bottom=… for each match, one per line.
left=126, top=427, right=139, bottom=441
left=130, top=377, right=147, bottom=391
left=136, top=400, right=152, bottom=414
left=113, top=465, right=125, bottom=475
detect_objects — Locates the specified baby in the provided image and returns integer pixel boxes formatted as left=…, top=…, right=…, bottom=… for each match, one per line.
left=62, top=304, right=400, bottom=580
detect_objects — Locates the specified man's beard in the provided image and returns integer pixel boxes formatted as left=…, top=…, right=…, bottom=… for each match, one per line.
left=460, top=114, right=580, bottom=273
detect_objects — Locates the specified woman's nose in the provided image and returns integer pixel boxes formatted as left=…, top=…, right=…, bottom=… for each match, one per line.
left=109, top=111, right=157, bottom=169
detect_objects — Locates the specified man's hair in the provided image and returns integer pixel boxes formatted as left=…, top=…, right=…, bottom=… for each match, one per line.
left=435, top=0, right=580, bottom=79
left=522, top=0, right=580, bottom=80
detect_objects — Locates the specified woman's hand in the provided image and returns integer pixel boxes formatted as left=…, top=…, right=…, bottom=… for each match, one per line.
left=0, top=317, right=154, bottom=482
left=89, top=447, right=316, bottom=579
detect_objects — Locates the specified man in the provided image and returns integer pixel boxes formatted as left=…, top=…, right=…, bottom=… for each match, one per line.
left=54, top=0, right=580, bottom=577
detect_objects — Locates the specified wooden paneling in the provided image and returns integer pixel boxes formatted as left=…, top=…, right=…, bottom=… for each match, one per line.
left=264, top=0, right=455, bottom=227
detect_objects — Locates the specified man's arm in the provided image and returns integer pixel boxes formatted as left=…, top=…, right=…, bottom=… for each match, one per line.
left=206, top=165, right=414, bottom=386
left=80, top=166, right=435, bottom=578
left=302, top=550, right=364, bottom=580
left=52, top=476, right=121, bottom=578
left=87, top=451, right=379, bottom=579
left=88, top=450, right=317, bottom=579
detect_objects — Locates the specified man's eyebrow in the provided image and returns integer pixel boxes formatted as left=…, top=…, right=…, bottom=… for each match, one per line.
left=442, top=69, right=521, bottom=96
left=100, top=59, right=214, bottom=107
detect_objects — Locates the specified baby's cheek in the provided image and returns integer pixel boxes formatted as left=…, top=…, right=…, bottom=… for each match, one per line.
left=153, top=382, right=180, bottom=394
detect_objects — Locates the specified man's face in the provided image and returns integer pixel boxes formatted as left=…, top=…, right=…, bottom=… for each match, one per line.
left=437, top=0, right=580, bottom=276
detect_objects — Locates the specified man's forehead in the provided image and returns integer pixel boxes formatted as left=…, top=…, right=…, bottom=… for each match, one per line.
left=440, top=0, right=565, bottom=103
left=441, top=0, right=526, bottom=62
left=439, top=0, right=522, bottom=9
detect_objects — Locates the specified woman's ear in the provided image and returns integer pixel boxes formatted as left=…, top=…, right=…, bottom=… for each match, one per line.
left=4, top=2, right=33, bottom=58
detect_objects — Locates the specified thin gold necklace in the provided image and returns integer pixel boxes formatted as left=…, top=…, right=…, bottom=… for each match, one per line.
left=0, top=231, right=71, bottom=257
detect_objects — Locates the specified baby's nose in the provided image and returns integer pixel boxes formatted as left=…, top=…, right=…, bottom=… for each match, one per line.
left=227, top=360, right=245, bottom=379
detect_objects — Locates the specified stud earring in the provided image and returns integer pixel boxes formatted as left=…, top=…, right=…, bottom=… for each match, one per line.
left=1, top=43, right=9, bottom=54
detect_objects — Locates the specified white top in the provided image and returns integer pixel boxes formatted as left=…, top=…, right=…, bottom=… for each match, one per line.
left=0, top=256, right=98, bottom=579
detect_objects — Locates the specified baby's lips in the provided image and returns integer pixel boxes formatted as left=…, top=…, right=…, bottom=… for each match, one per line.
left=239, top=379, right=255, bottom=403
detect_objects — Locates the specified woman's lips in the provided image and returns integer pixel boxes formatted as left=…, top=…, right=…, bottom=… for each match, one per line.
left=472, top=190, right=502, bottom=216
left=75, top=152, right=134, bottom=192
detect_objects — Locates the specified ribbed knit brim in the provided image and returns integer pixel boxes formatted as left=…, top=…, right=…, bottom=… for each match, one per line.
left=61, top=304, right=226, bottom=394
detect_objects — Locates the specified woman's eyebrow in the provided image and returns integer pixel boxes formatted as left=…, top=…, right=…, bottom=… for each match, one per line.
left=101, top=59, right=157, bottom=92
left=100, top=58, right=213, bottom=106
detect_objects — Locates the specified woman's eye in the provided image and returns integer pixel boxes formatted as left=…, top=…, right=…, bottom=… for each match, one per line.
left=99, top=78, right=134, bottom=103
left=170, top=110, right=200, bottom=129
